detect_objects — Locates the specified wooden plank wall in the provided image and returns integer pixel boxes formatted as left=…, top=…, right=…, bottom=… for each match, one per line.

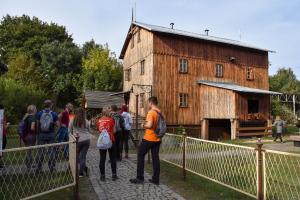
left=200, top=85, right=236, bottom=119
left=153, top=33, right=269, bottom=89
left=152, top=33, right=270, bottom=125
left=123, top=28, right=154, bottom=116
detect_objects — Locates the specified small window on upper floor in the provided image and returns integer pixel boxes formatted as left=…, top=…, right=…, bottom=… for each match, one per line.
left=140, top=93, right=145, bottom=108
left=125, top=68, right=131, bottom=81
left=137, top=30, right=141, bottom=43
left=140, top=60, right=145, bottom=75
left=216, top=64, right=224, bottom=78
left=246, top=67, right=254, bottom=80
left=179, top=59, right=188, bottom=73
left=179, top=93, right=188, bottom=108
left=131, top=34, right=134, bottom=48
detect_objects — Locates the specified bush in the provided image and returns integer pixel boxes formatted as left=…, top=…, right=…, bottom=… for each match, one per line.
left=271, top=100, right=296, bottom=124
left=0, top=78, right=47, bottom=124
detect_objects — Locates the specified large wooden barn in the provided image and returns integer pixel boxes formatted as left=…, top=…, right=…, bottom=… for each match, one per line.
left=118, top=21, right=279, bottom=140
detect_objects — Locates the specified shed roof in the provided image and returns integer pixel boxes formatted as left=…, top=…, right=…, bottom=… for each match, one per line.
left=197, top=80, right=281, bottom=95
left=120, top=21, right=274, bottom=59
left=84, top=91, right=124, bottom=109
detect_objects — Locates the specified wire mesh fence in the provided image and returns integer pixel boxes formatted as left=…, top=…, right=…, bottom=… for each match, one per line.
left=185, top=137, right=257, bottom=198
left=264, top=150, right=300, bottom=200
left=160, top=133, right=300, bottom=200
left=0, top=136, right=76, bottom=200
left=160, top=134, right=184, bottom=168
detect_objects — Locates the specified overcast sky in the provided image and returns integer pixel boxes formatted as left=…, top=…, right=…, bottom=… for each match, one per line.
left=1, top=0, right=299, bottom=77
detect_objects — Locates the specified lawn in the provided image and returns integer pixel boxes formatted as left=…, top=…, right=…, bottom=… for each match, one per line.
left=144, top=161, right=254, bottom=200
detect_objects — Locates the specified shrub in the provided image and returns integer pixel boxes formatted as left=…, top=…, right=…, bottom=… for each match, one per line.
left=0, top=78, right=47, bottom=124
left=271, top=100, right=296, bottom=124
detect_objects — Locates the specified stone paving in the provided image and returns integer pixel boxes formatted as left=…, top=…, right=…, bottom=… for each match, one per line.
left=86, top=136, right=185, bottom=200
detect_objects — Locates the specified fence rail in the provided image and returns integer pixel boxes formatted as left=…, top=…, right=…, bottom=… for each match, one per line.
left=0, top=134, right=77, bottom=200
left=161, top=133, right=300, bottom=200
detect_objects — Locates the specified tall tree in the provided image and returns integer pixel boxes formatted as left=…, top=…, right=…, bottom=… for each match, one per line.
left=0, top=14, right=72, bottom=64
left=40, top=41, right=82, bottom=107
left=82, top=43, right=123, bottom=92
left=269, top=67, right=300, bottom=93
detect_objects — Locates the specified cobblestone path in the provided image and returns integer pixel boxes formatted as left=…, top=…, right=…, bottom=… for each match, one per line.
left=86, top=136, right=185, bottom=200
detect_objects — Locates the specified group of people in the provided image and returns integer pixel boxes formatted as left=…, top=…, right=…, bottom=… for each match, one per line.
left=0, top=96, right=166, bottom=185
left=96, top=96, right=163, bottom=185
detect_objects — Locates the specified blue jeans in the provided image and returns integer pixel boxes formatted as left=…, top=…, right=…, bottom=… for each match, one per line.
left=78, top=140, right=90, bottom=174
left=36, top=133, right=56, bottom=171
left=57, top=127, right=69, bottom=158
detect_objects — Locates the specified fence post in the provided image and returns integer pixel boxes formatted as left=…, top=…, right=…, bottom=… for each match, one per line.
left=182, top=131, right=187, bottom=180
left=256, top=138, right=264, bottom=200
left=74, top=134, right=79, bottom=200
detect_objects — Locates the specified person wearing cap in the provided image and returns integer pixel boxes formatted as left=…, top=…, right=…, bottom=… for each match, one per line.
left=35, top=100, right=59, bottom=172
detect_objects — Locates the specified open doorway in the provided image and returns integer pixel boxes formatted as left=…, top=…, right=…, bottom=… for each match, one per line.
left=208, top=119, right=231, bottom=141
left=248, top=99, right=259, bottom=113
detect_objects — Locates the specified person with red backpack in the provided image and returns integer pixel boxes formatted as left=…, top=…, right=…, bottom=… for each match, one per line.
left=35, top=100, right=59, bottom=172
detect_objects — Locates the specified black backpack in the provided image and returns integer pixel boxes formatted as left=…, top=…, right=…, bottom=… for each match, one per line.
left=154, top=111, right=167, bottom=138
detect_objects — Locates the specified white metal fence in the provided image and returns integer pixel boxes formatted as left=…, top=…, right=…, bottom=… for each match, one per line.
left=0, top=134, right=77, bottom=200
left=160, top=133, right=300, bottom=200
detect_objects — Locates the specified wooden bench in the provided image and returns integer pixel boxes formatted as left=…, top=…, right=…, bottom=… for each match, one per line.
left=289, top=135, right=300, bottom=147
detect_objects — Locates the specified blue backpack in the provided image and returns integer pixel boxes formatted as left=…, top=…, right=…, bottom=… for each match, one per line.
left=18, top=116, right=28, bottom=139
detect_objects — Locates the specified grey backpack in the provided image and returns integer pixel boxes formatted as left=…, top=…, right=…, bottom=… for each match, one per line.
left=154, top=111, right=167, bottom=138
left=40, top=111, right=53, bottom=132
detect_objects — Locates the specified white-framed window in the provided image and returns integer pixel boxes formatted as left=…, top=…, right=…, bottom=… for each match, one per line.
left=246, top=67, right=254, bottom=80
left=179, top=59, right=188, bottom=73
left=216, top=64, right=224, bottom=78
left=140, top=93, right=145, bottom=108
left=179, top=93, right=188, bottom=107
left=140, top=60, right=145, bottom=75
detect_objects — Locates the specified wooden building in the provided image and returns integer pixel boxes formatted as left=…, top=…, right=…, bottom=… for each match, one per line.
left=118, top=21, right=279, bottom=140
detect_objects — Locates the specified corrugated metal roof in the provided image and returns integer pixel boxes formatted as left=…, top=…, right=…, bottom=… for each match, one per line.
left=133, top=21, right=274, bottom=53
left=84, top=91, right=124, bottom=109
left=197, top=80, right=281, bottom=95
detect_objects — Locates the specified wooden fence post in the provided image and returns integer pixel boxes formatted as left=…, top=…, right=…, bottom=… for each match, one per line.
left=256, top=138, right=264, bottom=200
left=182, top=131, right=187, bottom=180
left=74, top=134, right=79, bottom=200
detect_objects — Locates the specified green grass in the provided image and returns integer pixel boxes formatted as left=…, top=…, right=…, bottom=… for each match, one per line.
left=145, top=161, right=254, bottom=200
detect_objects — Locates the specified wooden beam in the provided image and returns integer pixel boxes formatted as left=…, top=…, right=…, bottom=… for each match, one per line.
left=201, top=119, right=209, bottom=140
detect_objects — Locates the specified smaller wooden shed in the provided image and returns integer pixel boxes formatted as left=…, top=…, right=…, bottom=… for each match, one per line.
left=82, top=91, right=124, bottom=119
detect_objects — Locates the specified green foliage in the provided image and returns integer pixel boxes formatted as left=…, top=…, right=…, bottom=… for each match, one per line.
left=271, top=100, right=296, bottom=124
left=175, top=125, right=185, bottom=134
left=270, top=68, right=300, bottom=124
left=0, top=15, right=123, bottom=122
left=0, top=14, right=72, bottom=63
left=82, top=43, right=123, bottom=91
left=5, top=52, right=41, bottom=84
left=0, top=77, right=47, bottom=123
left=39, top=41, right=82, bottom=107
left=270, top=68, right=300, bottom=93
